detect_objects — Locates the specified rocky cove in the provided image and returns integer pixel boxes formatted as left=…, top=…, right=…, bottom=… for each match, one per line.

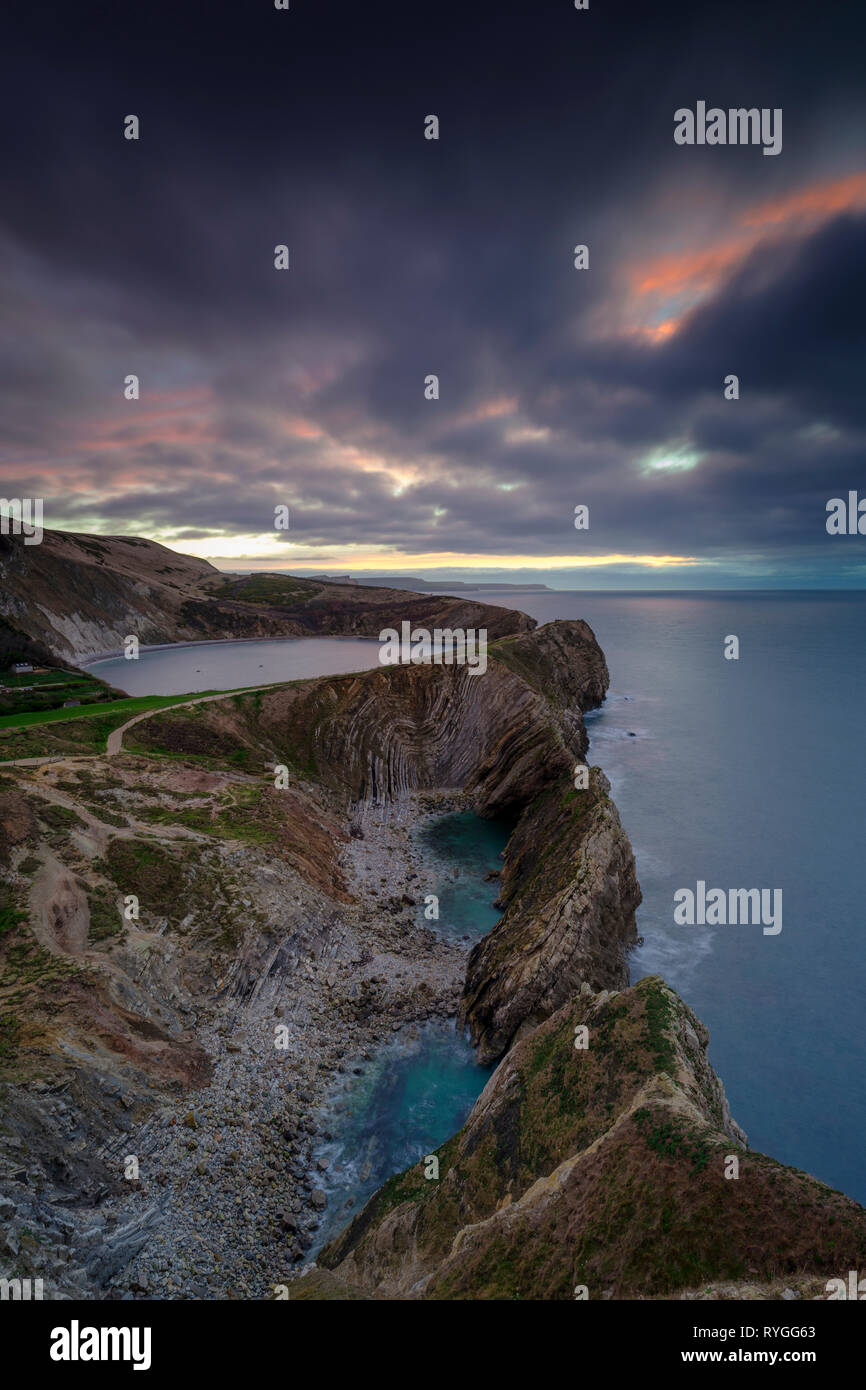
left=109, top=796, right=505, bottom=1295
left=2, top=603, right=866, bottom=1301
left=0, top=781, right=490, bottom=1297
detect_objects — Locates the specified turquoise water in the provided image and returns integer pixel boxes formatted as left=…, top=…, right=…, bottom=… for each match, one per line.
left=310, top=811, right=504, bottom=1253
left=85, top=635, right=381, bottom=695
left=415, top=810, right=513, bottom=942
left=310, top=1022, right=492, bottom=1254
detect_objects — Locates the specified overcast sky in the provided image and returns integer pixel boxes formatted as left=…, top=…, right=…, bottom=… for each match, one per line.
left=2, top=0, right=865, bottom=586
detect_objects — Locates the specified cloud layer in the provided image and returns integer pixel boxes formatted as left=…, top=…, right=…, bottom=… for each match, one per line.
left=2, top=0, right=865, bottom=584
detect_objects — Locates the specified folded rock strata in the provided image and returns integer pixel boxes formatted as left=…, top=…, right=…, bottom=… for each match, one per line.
left=459, top=768, right=642, bottom=1063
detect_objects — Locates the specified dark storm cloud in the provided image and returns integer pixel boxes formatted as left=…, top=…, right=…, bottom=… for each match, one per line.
left=1, top=0, right=866, bottom=580
left=658, top=215, right=866, bottom=428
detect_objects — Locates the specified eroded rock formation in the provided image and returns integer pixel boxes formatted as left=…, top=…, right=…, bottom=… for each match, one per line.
left=459, top=768, right=642, bottom=1063
left=317, top=977, right=866, bottom=1299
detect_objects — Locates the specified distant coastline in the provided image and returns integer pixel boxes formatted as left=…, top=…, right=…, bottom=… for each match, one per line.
left=230, top=572, right=556, bottom=594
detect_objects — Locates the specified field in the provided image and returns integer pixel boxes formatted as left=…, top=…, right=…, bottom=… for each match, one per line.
left=0, top=691, right=210, bottom=731
left=0, top=665, right=125, bottom=719
left=0, top=684, right=276, bottom=760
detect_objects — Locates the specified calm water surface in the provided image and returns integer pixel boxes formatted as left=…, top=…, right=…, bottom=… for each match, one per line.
left=86, top=635, right=381, bottom=695
left=415, top=810, right=512, bottom=943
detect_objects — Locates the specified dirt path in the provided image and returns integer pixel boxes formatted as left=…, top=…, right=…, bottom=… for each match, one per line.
left=103, top=685, right=275, bottom=754
left=0, top=685, right=278, bottom=768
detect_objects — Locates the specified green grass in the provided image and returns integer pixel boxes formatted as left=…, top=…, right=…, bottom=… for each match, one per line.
left=205, top=575, right=319, bottom=606
left=137, top=784, right=278, bottom=845
left=81, top=802, right=128, bottom=828
left=87, top=886, right=126, bottom=943
left=33, top=802, right=81, bottom=832
left=0, top=1013, right=22, bottom=1063
left=633, top=1108, right=714, bottom=1178
left=0, top=666, right=128, bottom=719
left=0, top=900, right=25, bottom=937
left=0, top=680, right=285, bottom=731
left=0, top=715, right=134, bottom=760
left=0, top=682, right=282, bottom=762
left=0, top=691, right=219, bottom=730
left=104, top=837, right=201, bottom=918
left=642, top=979, right=678, bottom=1075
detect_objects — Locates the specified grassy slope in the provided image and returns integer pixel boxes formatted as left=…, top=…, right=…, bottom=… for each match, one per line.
left=0, top=685, right=276, bottom=758
left=321, top=977, right=866, bottom=1299
left=0, top=691, right=222, bottom=730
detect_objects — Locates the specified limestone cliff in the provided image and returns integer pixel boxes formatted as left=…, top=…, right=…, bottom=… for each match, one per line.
left=128, top=622, right=641, bottom=1072
left=4, top=580, right=860, bottom=1304
left=0, top=611, right=627, bottom=1297
left=133, top=619, right=639, bottom=1068
left=318, top=977, right=866, bottom=1299
left=459, top=768, right=642, bottom=1063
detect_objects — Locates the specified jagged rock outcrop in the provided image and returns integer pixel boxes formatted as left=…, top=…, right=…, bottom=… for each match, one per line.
left=0, top=528, right=531, bottom=662
left=135, top=617, right=635, bottom=1069
left=129, top=616, right=642, bottom=1057
left=459, top=768, right=642, bottom=1063
left=319, top=977, right=866, bottom=1299
left=483, top=618, right=609, bottom=715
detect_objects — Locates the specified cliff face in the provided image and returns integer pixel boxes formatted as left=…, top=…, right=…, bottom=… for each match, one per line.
left=459, top=769, right=642, bottom=1063
left=126, top=622, right=633, bottom=1065
left=128, top=619, right=610, bottom=819
left=483, top=618, right=609, bottom=715
left=0, top=530, right=220, bottom=661
left=138, top=619, right=637, bottom=1067
left=319, top=977, right=866, bottom=1299
left=0, top=529, right=532, bottom=662
left=0, top=611, right=633, bottom=1298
